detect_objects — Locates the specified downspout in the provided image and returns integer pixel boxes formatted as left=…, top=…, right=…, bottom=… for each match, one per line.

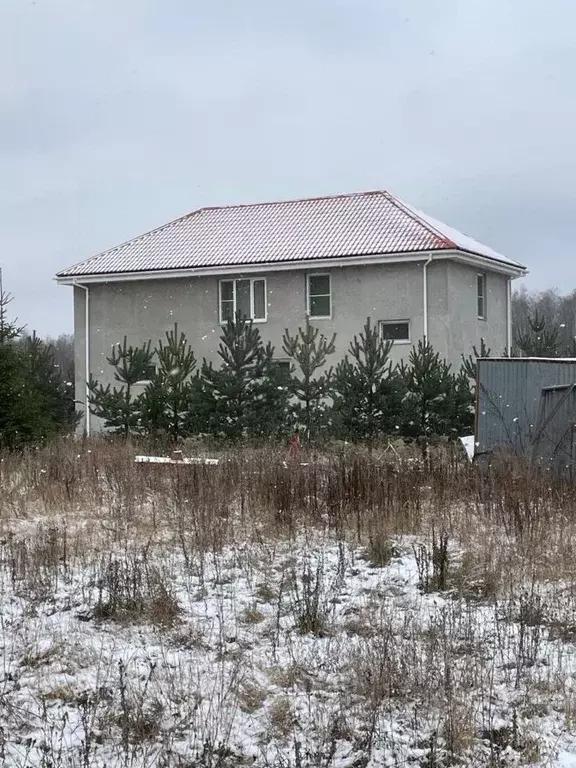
left=74, top=281, right=91, bottom=437
left=506, top=277, right=512, bottom=355
left=422, top=255, right=433, bottom=340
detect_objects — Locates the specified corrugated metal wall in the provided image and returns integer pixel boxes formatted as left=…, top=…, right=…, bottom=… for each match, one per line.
left=532, top=386, right=576, bottom=476
left=476, top=359, right=576, bottom=461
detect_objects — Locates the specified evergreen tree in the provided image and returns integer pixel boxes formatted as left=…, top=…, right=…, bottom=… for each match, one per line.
left=140, top=325, right=199, bottom=440
left=0, top=291, right=76, bottom=448
left=399, top=339, right=473, bottom=438
left=444, top=367, right=475, bottom=437
left=20, top=332, right=79, bottom=435
left=461, top=337, right=491, bottom=382
left=512, top=286, right=576, bottom=356
left=0, top=290, right=24, bottom=344
left=201, top=314, right=288, bottom=440
left=515, top=310, right=565, bottom=357
left=88, top=337, right=154, bottom=436
left=282, top=319, right=336, bottom=441
left=0, top=341, right=41, bottom=448
left=332, top=317, right=404, bottom=447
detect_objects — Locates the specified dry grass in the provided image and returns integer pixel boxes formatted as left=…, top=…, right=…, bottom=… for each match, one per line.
left=1, top=438, right=576, bottom=765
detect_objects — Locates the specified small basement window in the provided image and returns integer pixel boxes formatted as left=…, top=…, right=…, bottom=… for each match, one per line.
left=219, top=278, right=267, bottom=323
left=272, top=359, right=292, bottom=378
left=477, top=274, right=486, bottom=319
left=307, top=274, right=331, bottom=318
left=379, top=320, right=410, bottom=343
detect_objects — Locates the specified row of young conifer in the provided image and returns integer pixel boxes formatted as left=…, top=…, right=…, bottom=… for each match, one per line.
left=88, top=314, right=477, bottom=443
left=0, top=285, right=566, bottom=449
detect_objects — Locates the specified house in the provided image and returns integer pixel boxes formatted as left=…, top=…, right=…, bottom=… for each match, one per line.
left=55, top=190, right=526, bottom=434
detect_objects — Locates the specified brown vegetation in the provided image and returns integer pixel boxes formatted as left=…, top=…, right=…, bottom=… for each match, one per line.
left=1, top=437, right=576, bottom=765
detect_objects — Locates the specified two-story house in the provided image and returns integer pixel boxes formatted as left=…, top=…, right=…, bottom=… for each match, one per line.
left=55, top=190, right=526, bottom=434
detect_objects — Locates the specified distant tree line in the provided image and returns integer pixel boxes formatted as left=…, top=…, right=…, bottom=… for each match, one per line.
left=0, top=291, right=77, bottom=449
left=512, top=286, right=576, bottom=357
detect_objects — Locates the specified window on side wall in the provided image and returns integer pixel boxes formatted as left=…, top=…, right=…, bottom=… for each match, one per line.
left=307, top=274, right=331, bottom=318
left=219, top=278, right=267, bottom=323
left=379, top=320, right=410, bottom=344
left=477, top=274, right=486, bottom=319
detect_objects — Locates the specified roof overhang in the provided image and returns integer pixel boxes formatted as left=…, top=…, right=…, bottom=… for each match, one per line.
left=55, top=249, right=526, bottom=286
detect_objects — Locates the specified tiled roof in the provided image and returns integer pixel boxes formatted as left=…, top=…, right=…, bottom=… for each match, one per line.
left=56, top=190, right=525, bottom=278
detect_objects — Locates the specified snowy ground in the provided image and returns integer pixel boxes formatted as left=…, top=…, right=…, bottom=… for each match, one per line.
left=2, top=448, right=576, bottom=766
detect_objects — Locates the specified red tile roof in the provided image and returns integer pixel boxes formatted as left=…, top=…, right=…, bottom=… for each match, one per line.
left=56, top=190, right=525, bottom=278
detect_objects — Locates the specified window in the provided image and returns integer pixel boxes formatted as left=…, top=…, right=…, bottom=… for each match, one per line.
left=219, top=278, right=267, bottom=323
left=272, top=359, right=292, bottom=379
left=307, top=274, right=331, bottom=318
left=135, top=363, right=157, bottom=386
left=379, top=320, right=410, bottom=343
left=477, top=274, right=486, bottom=319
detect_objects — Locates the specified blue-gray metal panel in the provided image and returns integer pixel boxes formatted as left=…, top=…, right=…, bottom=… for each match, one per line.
left=477, top=359, right=576, bottom=455
left=533, top=387, right=576, bottom=474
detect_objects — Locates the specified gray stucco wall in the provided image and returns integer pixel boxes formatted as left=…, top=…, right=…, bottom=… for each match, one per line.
left=72, top=259, right=511, bottom=431
left=427, top=262, right=509, bottom=363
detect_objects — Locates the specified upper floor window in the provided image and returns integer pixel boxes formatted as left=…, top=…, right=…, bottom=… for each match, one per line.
left=219, top=278, right=266, bottom=323
left=477, top=274, right=486, bottom=319
left=307, top=274, right=331, bottom=318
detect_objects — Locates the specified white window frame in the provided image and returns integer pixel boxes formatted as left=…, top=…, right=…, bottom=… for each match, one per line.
left=134, top=363, right=157, bottom=387
left=477, top=273, right=486, bottom=320
left=307, top=273, right=332, bottom=319
left=379, top=319, right=411, bottom=344
left=218, top=277, right=267, bottom=324
left=273, top=358, right=292, bottom=373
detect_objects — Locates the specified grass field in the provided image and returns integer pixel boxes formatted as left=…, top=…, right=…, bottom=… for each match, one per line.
left=1, top=439, right=576, bottom=766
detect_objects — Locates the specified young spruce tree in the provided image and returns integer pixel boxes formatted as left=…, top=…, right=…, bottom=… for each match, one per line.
left=282, top=318, right=336, bottom=441
left=88, top=337, right=155, bottom=436
left=333, top=317, right=404, bottom=447
left=201, top=313, right=288, bottom=440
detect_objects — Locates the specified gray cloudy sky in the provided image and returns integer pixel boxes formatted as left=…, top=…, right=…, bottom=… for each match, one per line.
left=2, top=0, right=575, bottom=336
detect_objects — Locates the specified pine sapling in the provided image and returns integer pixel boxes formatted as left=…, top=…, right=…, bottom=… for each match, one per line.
left=399, top=339, right=454, bottom=438
left=461, top=337, right=491, bottom=382
left=282, top=318, right=336, bottom=441
left=201, top=313, right=288, bottom=439
left=515, top=310, right=561, bottom=357
left=140, top=324, right=198, bottom=440
left=88, top=337, right=155, bottom=436
left=333, top=317, right=404, bottom=447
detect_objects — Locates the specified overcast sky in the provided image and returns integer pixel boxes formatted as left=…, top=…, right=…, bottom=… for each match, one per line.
left=1, top=0, right=575, bottom=336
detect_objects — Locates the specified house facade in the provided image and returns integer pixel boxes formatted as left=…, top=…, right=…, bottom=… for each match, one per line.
left=55, top=190, right=526, bottom=434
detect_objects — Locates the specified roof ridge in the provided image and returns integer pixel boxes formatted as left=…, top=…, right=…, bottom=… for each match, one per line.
left=382, top=192, right=457, bottom=249
left=59, top=190, right=389, bottom=275
left=57, top=189, right=389, bottom=274
left=201, top=189, right=386, bottom=212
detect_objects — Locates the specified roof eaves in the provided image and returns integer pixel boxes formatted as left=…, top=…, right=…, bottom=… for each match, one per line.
left=450, top=248, right=526, bottom=276
left=55, top=249, right=437, bottom=284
